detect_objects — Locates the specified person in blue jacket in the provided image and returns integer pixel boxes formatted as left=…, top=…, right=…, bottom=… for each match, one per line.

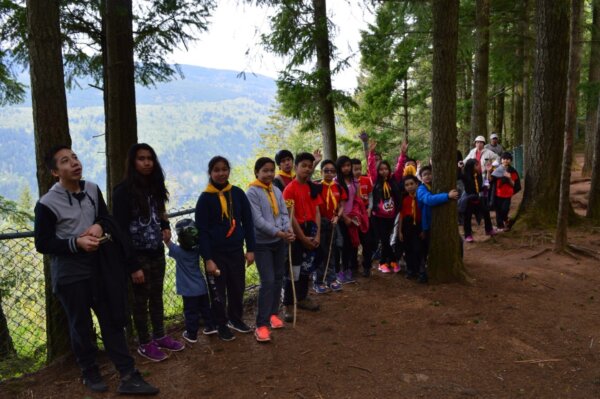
left=416, top=165, right=459, bottom=283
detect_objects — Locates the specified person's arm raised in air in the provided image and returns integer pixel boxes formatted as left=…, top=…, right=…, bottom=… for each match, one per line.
left=392, top=140, right=408, bottom=183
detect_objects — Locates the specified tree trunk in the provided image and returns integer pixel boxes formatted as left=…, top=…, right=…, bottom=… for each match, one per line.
left=588, top=99, right=600, bottom=222
left=583, top=0, right=600, bottom=178
left=519, top=0, right=569, bottom=225
left=522, top=0, right=532, bottom=177
left=429, top=0, right=465, bottom=283
left=25, top=0, right=72, bottom=362
left=313, top=0, right=337, bottom=161
left=0, top=295, right=15, bottom=357
left=469, top=0, right=490, bottom=139
left=555, top=0, right=583, bottom=251
left=493, top=87, right=505, bottom=138
left=403, top=76, right=409, bottom=142
left=106, top=0, right=137, bottom=200
left=462, top=62, right=473, bottom=153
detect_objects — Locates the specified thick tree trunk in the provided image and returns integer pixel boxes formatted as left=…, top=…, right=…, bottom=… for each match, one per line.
left=519, top=0, right=569, bottom=225
left=429, top=0, right=465, bottom=283
left=26, top=0, right=72, bottom=362
left=403, top=77, right=409, bottom=142
left=493, top=87, right=505, bottom=137
left=0, top=295, right=15, bottom=357
left=522, top=0, right=532, bottom=177
left=555, top=0, right=583, bottom=251
left=313, top=0, right=337, bottom=161
left=589, top=101, right=600, bottom=222
left=106, top=0, right=137, bottom=199
left=469, top=0, right=490, bottom=139
left=462, top=62, right=473, bottom=153
left=583, top=0, right=600, bottom=178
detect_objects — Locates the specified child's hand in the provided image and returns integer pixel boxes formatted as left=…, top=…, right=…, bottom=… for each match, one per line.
left=80, top=223, right=103, bottom=238
left=457, top=161, right=464, bottom=168
left=448, top=189, right=459, bottom=200
left=245, top=252, right=255, bottom=267
left=331, top=215, right=339, bottom=225
left=400, top=140, right=408, bottom=155
left=76, top=236, right=100, bottom=252
left=359, top=131, right=368, bottom=142
left=313, top=149, right=323, bottom=165
left=162, top=229, right=172, bottom=243
left=131, top=269, right=145, bottom=284
left=368, top=139, right=377, bottom=153
left=398, top=232, right=404, bottom=242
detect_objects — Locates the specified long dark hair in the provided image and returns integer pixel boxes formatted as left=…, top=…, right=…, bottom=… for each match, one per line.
left=376, top=160, right=392, bottom=184
left=123, top=143, right=169, bottom=216
left=336, top=155, right=352, bottom=195
left=464, top=158, right=478, bottom=178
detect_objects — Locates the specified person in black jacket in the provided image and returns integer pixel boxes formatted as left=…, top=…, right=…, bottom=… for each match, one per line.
left=34, top=145, right=158, bottom=395
left=113, top=143, right=184, bottom=362
left=459, top=159, right=496, bottom=242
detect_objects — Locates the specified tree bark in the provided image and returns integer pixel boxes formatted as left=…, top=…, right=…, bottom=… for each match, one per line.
left=403, top=77, right=409, bottom=142
left=26, top=0, right=72, bottom=362
left=0, top=295, right=15, bottom=357
left=493, top=87, right=505, bottom=138
left=105, top=0, right=137, bottom=201
left=555, top=0, right=583, bottom=251
left=522, top=0, right=532, bottom=177
left=588, top=99, right=600, bottom=222
left=429, top=0, right=465, bottom=283
left=469, top=0, right=490, bottom=139
left=583, top=0, right=600, bottom=178
left=519, top=0, right=569, bottom=225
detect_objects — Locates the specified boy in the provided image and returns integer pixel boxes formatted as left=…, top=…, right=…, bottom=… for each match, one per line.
left=165, top=218, right=216, bottom=343
left=282, top=152, right=323, bottom=321
left=34, top=145, right=158, bottom=395
left=416, top=165, right=459, bottom=283
left=491, top=152, right=521, bottom=231
left=273, top=149, right=295, bottom=191
left=397, top=175, right=423, bottom=279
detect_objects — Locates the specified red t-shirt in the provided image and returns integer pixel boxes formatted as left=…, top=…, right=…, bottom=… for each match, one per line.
left=400, top=194, right=421, bottom=225
left=318, top=182, right=348, bottom=220
left=283, top=179, right=323, bottom=224
left=495, top=170, right=519, bottom=198
left=357, top=175, right=373, bottom=206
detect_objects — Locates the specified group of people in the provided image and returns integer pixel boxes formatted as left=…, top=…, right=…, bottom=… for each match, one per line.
left=33, top=131, right=520, bottom=395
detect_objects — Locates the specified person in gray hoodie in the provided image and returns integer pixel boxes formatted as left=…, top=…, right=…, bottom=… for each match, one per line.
left=246, top=157, right=294, bottom=342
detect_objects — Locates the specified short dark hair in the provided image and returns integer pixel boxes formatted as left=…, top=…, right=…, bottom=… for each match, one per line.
left=275, top=149, right=294, bottom=165
left=501, top=151, right=513, bottom=160
left=404, top=158, right=416, bottom=165
left=45, top=144, right=71, bottom=171
left=254, top=157, right=275, bottom=176
left=403, top=175, right=419, bottom=185
left=320, top=159, right=336, bottom=170
left=419, top=164, right=432, bottom=177
left=295, top=152, right=315, bottom=166
left=208, top=156, right=231, bottom=174
left=350, top=158, right=362, bottom=166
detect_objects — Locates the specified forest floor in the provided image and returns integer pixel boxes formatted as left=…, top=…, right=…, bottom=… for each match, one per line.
left=1, top=158, right=599, bottom=399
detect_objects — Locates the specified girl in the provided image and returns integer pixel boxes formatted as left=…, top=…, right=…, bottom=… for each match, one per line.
left=113, top=143, right=183, bottom=362
left=460, top=159, right=496, bottom=242
left=246, top=157, right=294, bottom=342
left=335, top=156, right=357, bottom=283
left=195, top=156, right=256, bottom=341
left=368, top=141, right=402, bottom=273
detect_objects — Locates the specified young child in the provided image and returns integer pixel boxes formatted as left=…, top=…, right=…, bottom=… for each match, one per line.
left=352, top=158, right=374, bottom=277
left=368, top=141, right=403, bottom=273
left=491, top=152, right=521, bottom=231
left=397, top=175, right=423, bottom=280
left=34, top=145, right=158, bottom=395
left=282, top=152, right=323, bottom=322
left=417, top=165, right=459, bottom=283
left=112, top=143, right=184, bottom=362
left=459, top=159, right=496, bottom=242
left=246, top=157, right=294, bottom=343
left=195, top=156, right=256, bottom=341
left=165, top=219, right=216, bottom=343
left=315, top=160, right=346, bottom=293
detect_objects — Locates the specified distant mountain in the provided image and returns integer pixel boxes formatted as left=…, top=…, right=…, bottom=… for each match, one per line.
left=0, top=65, right=276, bottom=207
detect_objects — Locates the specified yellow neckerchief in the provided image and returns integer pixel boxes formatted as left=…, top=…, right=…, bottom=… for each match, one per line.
left=249, top=179, right=279, bottom=216
left=474, top=172, right=480, bottom=193
left=277, top=170, right=295, bottom=179
left=382, top=180, right=391, bottom=200
left=321, top=180, right=338, bottom=211
left=424, top=182, right=432, bottom=191
left=409, top=192, right=417, bottom=225
left=403, top=164, right=417, bottom=176
left=205, top=183, right=233, bottom=219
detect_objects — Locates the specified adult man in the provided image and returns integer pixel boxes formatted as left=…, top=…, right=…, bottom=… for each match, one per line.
left=484, top=133, right=504, bottom=157
left=34, top=145, right=158, bottom=395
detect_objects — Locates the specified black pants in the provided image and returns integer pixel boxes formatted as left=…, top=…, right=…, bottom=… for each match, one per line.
left=56, top=278, right=134, bottom=378
left=371, top=216, right=395, bottom=264
left=210, top=249, right=246, bottom=327
left=495, top=197, right=511, bottom=228
left=337, top=222, right=357, bottom=272
left=463, top=201, right=493, bottom=237
left=132, top=253, right=166, bottom=344
left=402, top=223, right=423, bottom=276
left=182, top=295, right=214, bottom=337
left=254, top=240, right=286, bottom=327
left=358, top=221, right=375, bottom=274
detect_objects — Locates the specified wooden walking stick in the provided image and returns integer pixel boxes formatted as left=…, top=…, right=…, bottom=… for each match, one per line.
left=322, top=224, right=336, bottom=285
left=285, top=199, right=297, bottom=328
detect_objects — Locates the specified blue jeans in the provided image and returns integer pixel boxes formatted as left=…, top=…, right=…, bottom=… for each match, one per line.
left=182, top=295, right=215, bottom=338
left=254, top=240, right=286, bottom=327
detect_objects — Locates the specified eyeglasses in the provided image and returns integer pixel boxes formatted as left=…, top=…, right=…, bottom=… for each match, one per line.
left=322, top=169, right=336, bottom=173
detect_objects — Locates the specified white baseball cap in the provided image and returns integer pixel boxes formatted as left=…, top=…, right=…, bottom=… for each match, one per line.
left=490, top=133, right=499, bottom=139
left=474, top=135, right=486, bottom=143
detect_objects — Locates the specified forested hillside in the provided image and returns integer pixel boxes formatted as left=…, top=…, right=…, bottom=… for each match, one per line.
left=0, top=65, right=276, bottom=206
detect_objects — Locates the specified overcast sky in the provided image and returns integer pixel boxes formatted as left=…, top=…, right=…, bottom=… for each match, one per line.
left=168, top=0, right=374, bottom=91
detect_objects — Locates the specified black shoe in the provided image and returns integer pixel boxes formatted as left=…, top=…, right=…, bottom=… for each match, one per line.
left=283, top=306, right=294, bottom=322
left=218, top=325, right=236, bottom=341
left=297, top=297, right=320, bottom=311
left=117, top=370, right=159, bottom=395
left=82, top=368, right=108, bottom=393
left=417, top=273, right=428, bottom=284
left=227, top=320, right=253, bottom=334
left=202, top=325, right=218, bottom=335
left=405, top=272, right=417, bottom=280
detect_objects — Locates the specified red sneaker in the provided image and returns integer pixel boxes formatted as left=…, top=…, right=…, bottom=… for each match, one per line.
left=270, top=314, right=284, bottom=329
left=255, top=326, right=271, bottom=342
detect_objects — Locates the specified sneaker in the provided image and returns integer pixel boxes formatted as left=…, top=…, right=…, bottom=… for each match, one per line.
left=344, top=270, right=356, bottom=283
left=379, top=263, right=391, bottom=273
left=254, top=326, right=271, bottom=342
left=137, top=341, right=167, bottom=362
left=297, top=297, right=320, bottom=311
left=202, top=325, right=218, bottom=335
left=313, top=283, right=329, bottom=294
left=283, top=306, right=294, bottom=323
left=182, top=331, right=197, bottom=344
left=336, top=271, right=348, bottom=284
left=82, top=368, right=108, bottom=393
left=391, top=262, right=401, bottom=273
left=154, top=335, right=185, bottom=352
left=218, top=325, right=236, bottom=341
left=486, top=228, right=497, bottom=236
left=270, top=314, right=284, bottom=329
left=465, top=235, right=474, bottom=243
left=328, top=281, right=343, bottom=292
left=227, top=320, right=253, bottom=333
left=117, top=370, right=159, bottom=395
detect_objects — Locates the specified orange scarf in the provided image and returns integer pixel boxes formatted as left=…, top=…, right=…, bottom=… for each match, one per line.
left=249, top=180, right=279, bottom=216
left=322, top=181, right=338, bottom=211
left=409, top=192, right=417, bottom=225
left=382, top=180, right=391, bottom=199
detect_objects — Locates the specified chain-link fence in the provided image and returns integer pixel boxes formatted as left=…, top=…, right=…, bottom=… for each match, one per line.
left=0, top=207, right=260, bottom=380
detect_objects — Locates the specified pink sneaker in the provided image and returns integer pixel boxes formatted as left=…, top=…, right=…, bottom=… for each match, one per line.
left=379, top=263, right=391, bottom=273
left=154, top=335, right=184, bottom=352
left=465, top=236, right=474, bottom=243
left=391, top=262, right=401, bottom=273
left=486, top=229, right=497, bottom=236
left=137, top=341, right=167, bottom=362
